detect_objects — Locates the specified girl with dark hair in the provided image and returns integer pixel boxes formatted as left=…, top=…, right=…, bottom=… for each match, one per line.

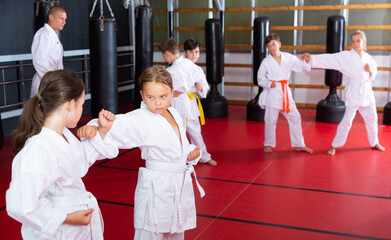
left=6, top=70, right=117, bottom=239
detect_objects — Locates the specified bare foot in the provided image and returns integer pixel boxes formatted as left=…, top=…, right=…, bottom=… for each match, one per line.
left=327, top=147, right=336, bottom=156
left=373, top=144, right=385, bottom=152
left=206, top=159, right=217, bottom=166
left=263, top=146, right=272, bottom=153
left=295, top=146, right=313, bottom=153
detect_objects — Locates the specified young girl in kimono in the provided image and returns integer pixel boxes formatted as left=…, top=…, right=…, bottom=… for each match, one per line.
left=6, top=70, right=117, bottom=239
left=258, top=33, right=313, bottom=153
left=302, top=30, right=385, bottom=155
left=159, top=38, right=217, bottom=166
left=78, top=66, right=205, bottom=240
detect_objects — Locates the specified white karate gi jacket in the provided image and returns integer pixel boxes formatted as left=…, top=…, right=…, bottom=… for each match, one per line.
left=6, top=127, right=118, bottom=239
left=310, top=49, right=377, bottom=107
left=89, top=103, right=203, bottom=234
left=167, top=56, right=209, bottom=120
left=31, top=23, right=64, bottom=98
left=257, top=52, right=311, bottom=110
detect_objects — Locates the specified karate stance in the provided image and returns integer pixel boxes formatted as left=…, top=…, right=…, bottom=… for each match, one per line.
left=30, top=6, right=67, bottom=98
left=159, top=38, right=217, bottom=166
left=258, top=33, right=313, bottom=153
left=6, top=70, right=117, bottom=239
left=302, top=30, right=385, bottom=155
left=78, top=66, right=205, bottom=240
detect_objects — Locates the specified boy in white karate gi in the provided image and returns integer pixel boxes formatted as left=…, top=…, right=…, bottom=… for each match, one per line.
left=302, top=30, right=385, bottom=155
left=258, top=33, right=313, bottom=153
left=31, top=6, right=67, bottom=98
left=159, top=38, right=217, bottom=166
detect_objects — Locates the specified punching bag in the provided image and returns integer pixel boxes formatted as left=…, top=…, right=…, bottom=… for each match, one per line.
left=134, top=5, right=153, bottom=109
left=246, top=17, right=270, bottom=122
left=316, top=15, right=346, bottom=123
left=0, top=114, right=3, bottom=151
left=202, top=19, right=228, bottom=118
left=383, top=102, right=391, bottom=125
left=89, top=10, right=118, bottom=118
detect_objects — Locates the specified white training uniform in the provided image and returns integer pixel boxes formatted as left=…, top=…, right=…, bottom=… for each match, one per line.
left=167, top=56, right=211, bottom=163
left=6, top=127, right=118, bottom=240
left=310, top=49, right=379, bottom=148
left=258, top=52, right=311, bottom=148
left=31, top=23, right=64, bottom=98
left=88, top=103, right=205, bottom=240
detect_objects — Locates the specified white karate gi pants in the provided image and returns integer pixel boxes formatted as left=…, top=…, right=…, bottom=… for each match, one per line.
left=134, top=229, right=184, bottom=240
left=264, top=105, right=305, bottom=148
left=187, top=119, right=211, bottom=163
left=331, top=104, right=379, bottom=148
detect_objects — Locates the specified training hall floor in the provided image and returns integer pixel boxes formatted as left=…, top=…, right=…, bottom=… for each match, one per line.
left=1, top=105, right=391, bottom=240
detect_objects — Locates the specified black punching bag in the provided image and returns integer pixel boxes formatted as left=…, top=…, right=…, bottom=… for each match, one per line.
left=134, top=5, right=153, bottom=109
left=0, top=114, right=3, bottom=151
left=316, top=15, right=346, bottom=123
left=89, top=17, right=118, bottom=118
left=383, top=102, right=391, bottom=125
left=247, top=17, right=270, bottom=122
left=202, top=19, right=228, bottom=118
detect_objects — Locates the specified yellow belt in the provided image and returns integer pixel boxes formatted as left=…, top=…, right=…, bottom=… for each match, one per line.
left=187, top=92, right=205, bottom=125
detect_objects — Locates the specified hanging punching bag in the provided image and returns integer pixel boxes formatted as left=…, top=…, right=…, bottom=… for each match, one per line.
left=316, top=15, right=346, bottom=123
left=134, top=5, right=153, bottom=109
left=202, top=19, right=228, bottom=118
left=89, top=12, right=118, bottom=118
left=246, top=17, right=270, bottom=122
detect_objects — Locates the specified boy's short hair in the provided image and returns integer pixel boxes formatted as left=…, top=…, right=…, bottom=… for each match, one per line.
left=184, top=39, right=201, bottom=51
left=159, top=38, right=179, bottom=55
left=264, top=33, right=280, bottom=46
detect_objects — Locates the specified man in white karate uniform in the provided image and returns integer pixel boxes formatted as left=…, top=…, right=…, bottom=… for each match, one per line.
left=159, top=38, right=217, bottom=166
left=258, top=33, right=313, bottom=153
left=30, top=6, right=66, bottom=98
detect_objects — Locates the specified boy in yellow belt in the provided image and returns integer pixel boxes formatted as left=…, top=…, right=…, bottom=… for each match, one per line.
left=159, top=38, right=217, bottom=165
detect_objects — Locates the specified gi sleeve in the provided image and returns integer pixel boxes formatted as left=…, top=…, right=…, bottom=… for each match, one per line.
left=194, top=66, right=209, bottom=98
left=290, top=54, right=311, bottom=72
left=6, top=151, right=67, bottom=239
left=88, top=112, right=144, bottom=150
left=367, top=54, right=378, bottom=81
left=257, top=60, right=273, bottom=88
left=310, top=52, right=345, bottom=72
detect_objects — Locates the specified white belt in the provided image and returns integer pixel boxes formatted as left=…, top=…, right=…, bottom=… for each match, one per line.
left=145, top=161, right=205, bottom=198
left=146, top=161, right=205, bottom=232
left=52, top=192, right=103, bottom=240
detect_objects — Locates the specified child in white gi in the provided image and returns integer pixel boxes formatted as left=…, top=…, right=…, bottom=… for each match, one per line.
left=6, top=70, right=117, bottom=239
left=78, top=66, right=205, bottom=240
left=159, top=37, right=217, bottom=166
left=302, top=30, right=385, bottom=155
left=258, top=33, right=313, bottom=153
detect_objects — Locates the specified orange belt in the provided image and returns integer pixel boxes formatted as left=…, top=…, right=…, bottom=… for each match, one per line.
left=271, top=80, right=290, bottom=114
